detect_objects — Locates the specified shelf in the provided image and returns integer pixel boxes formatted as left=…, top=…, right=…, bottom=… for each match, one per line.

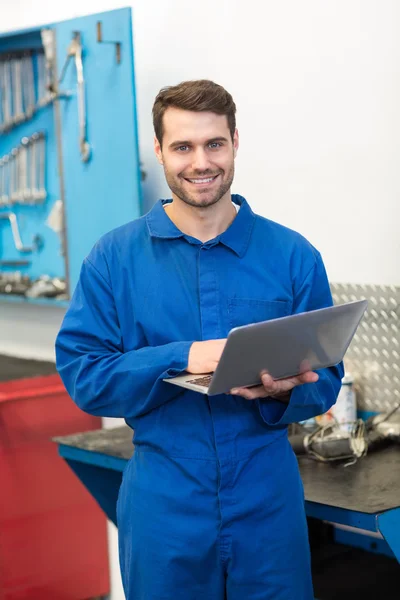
left=0, top=294, right=69, bottom=308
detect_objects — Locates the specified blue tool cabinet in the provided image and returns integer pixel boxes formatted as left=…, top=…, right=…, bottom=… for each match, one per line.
left=0, top=7, right=142, bottom=305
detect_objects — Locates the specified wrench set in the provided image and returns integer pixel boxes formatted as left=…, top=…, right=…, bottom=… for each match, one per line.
left=0, top=51, right=47, bottom=133
left=0, top=14, right=128, bottom=303
left=0, top=34, right=66, bottom=300
left=0, top=132, right=46, bottom=206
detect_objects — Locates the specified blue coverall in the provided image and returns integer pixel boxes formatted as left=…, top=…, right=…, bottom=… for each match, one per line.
left=56, top=195, right=343, bottom=599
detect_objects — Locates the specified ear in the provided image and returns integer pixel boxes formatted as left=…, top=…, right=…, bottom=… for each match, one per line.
left=233, top=128, right=239, bottom=158
left=154, top=136, right=164, bottom=165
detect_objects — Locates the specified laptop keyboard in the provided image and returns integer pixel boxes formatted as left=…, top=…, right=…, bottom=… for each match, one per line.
left=186, top=374, right=213, bottom=386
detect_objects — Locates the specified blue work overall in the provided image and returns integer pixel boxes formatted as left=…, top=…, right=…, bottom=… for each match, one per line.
left=56, top=195, right=343, bottom=599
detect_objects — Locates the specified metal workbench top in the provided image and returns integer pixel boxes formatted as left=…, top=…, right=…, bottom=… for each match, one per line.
left=0, top=354, right=57, bottom=382
left=55, top=425, right=400, bottom=515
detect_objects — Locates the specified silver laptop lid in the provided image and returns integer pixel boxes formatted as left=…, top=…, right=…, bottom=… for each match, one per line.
left=207, top=300, right=367, bottom=396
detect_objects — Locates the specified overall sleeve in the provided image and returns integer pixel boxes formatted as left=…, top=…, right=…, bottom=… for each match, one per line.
left=55, top=257, right=194, bottom=419
left=257, top=251, right=344, bottom=426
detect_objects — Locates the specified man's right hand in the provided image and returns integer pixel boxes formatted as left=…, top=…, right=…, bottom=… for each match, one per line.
left=187, top=339, right=227, bottom=374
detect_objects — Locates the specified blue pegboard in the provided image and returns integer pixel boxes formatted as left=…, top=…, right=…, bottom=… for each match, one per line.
left=0, top=31, right=63, bottom=282
left=0, top=7, right=142, bottom=302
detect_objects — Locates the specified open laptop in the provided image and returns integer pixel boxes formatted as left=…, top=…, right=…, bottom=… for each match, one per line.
left=163, top=299, right=368, bottom=396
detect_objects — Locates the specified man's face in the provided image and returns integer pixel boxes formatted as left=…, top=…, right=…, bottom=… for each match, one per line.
left=154, top=107, right=239, bottom=208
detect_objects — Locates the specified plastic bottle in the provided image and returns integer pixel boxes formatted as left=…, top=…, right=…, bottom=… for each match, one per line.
left=331, top=373, right=357, bottom=431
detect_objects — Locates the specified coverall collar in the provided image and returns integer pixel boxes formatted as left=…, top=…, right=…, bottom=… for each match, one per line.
left=146, top=194, right=255, bottom=258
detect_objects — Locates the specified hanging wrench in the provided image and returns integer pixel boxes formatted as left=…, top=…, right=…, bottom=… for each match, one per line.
left=0, top=212, right=42, bottom=253
left=12, top=58, right=25, bottom=124
left=30, top=133, right=39, bottom=202
left=1, top=155, right=10, bottom=206
left=10, top=148, right=19, bottom=204
left=36, top=51, right=46, bottom=103
left=59, top=32, right=91, bottom=162
left=2, top=60, right=12, bottom=126
left=37, top=132, right=46, bottom=202
left=20, top=137, right=30, bottom=203
left=22, top=54, right=36, bottom=118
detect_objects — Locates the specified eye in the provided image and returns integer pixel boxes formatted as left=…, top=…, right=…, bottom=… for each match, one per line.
left=208, top=142, right=222, bottom=149
left=176, top=145, right=189, bottom=152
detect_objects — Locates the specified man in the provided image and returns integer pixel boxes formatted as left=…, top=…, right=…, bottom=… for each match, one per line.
left=56, top=79, right=343, bottom=599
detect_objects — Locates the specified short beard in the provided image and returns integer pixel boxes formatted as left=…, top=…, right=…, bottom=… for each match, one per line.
left=164, top=164, right=235, bottom=209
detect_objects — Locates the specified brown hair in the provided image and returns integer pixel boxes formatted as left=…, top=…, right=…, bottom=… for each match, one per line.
left=152, top=79, right=236, bottom=147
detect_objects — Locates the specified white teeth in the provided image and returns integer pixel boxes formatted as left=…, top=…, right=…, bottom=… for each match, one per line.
left=188, top=177, right=215, bottom=184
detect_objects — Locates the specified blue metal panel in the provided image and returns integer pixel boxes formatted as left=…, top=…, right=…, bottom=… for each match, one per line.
left=0, top=32, right=64, bottom=280
left=305, top=500, right=378, bottom=532
left=58, top=444, right=127, bottom=525
left=0, top=31, right=43, bottom=50
left=0, top=27, right=48, bottom=42
left=54, top=7, right=142, bottom=294
left=0, top=8, right=141, bottom=301
left=64, top=458, right=122, bottom=525
left=333, top=527, right=396, bottom=559
left=377, top=508, right=400, bottom=562
left=58, top=443, right=128, bottom=472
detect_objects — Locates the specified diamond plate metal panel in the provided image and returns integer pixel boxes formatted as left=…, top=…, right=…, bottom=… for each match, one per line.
left=330, top=283, right=400, bottom=412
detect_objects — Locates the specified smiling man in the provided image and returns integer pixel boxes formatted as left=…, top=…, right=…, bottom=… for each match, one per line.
left=158, top=107, right=235, bottom=209
left=56, top=80, right=343, bottom=599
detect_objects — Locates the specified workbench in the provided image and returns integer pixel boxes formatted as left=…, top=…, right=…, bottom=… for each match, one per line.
left=55, top=425, right=400, bottom=565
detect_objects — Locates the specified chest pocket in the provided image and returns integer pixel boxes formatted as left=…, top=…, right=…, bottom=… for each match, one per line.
left=228, top=298, right=291, bottom=330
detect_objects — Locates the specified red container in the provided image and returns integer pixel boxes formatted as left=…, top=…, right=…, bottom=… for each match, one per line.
left=0, top=373, right=110, bottom=600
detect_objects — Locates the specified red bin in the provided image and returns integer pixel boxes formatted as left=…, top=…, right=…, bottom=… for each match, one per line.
left=0, top=362, right=110, bottom=600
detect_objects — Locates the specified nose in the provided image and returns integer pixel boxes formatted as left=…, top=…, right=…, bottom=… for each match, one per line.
left=191, top=148, right=211, bottom=172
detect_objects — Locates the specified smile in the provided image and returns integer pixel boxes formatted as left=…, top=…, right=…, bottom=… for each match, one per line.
left=184, top=175, right=219, bottom=185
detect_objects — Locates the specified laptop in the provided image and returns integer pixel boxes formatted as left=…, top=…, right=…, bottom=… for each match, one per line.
left=163, top=299, right=368, bottom=396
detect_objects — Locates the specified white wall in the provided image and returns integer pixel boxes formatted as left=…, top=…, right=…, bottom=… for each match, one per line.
left=1, top=2, right=399, bottom=599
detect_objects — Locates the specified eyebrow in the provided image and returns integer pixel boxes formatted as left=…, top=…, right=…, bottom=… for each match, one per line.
left=168, top=136, right=229, bottom=149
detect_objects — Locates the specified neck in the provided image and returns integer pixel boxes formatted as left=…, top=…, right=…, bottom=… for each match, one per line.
left=164, top=192, right=237, bottom=243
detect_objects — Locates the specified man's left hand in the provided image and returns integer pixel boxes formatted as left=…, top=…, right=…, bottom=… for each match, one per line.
left=230, top=370, right=319, bottom=402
